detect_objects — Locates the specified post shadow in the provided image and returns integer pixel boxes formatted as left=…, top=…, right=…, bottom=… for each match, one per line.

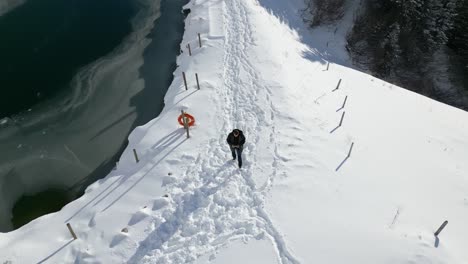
left=336, top=142, right=354, bottom=171
left=330, top=125, right=340, bottom=134
left=335, top=156, right=349, bottom=171
left=36, top=240, right=74, bottom=264
left=64, top=175, right=120, bottom=223
left=433, top=220, right=448, bottom=248
left=86, top=129, right=185, bottom=213
left=100, top=136, right=188, bottom=212
left=63, top=145, right=131, bottom=222
left=151, top=129, right=184, bottom=150
left=332, top=79, right=342, bottom=92
left=330, top=111, right=346, bottom=134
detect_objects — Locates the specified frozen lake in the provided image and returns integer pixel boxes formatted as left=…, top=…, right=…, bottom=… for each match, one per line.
left=0, top=0, right=188, bottom=232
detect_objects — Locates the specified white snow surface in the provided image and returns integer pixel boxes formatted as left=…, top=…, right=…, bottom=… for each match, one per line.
left=1, top=0, right=468, bottom=263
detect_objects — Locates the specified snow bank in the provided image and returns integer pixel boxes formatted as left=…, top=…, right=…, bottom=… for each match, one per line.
left=1, top=0, right=467, bottom=263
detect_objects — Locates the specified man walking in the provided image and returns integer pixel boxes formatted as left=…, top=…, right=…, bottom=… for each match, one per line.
left=226, top=129, right=245, bottom=168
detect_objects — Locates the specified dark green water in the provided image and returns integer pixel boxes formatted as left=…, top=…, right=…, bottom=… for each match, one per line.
left=0, top=0, right=137, bottom=117
left=11, top=189, right=71, bottom=229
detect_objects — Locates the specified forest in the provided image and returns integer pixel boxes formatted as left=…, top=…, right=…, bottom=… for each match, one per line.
left=304, top=0, right=468, bottom=110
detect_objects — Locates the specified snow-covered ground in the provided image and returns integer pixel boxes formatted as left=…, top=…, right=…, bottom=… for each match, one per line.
left=1, top=0, right=468, bottom=263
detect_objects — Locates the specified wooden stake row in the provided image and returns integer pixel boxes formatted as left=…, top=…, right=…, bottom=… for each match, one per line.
left=185, top=33, right=203, bottom=55
left=182, top=72, right=200, bottom=90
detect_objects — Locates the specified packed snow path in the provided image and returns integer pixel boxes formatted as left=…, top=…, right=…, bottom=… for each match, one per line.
left=128, top=0, right=299, bottom=263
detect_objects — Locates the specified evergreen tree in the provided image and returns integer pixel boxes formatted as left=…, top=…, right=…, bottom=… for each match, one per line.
left=448, top=0, right=468, bottom=76
left=348, top=0, right=458, bottom=73
left=302, top=0, right=346, bottom=27
left=390, top=0, right=457, bottom=53
left=347, top=0, right=468, bottom=108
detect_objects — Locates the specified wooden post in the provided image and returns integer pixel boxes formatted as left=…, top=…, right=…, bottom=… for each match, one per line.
left=198, top=33, right=202, bottom=47
left=66, top=223, right=78, bottom=240
left=326, top=62, right=330, bottom=71
left=181, top=110, right=190, bottom=138
left=195, top=73, right=200, bottom=90
left=187, top=43, right=192, bottom=56
left=133, top=149, right=139, bottom=163
left=182, top=72, right=188, bottom=90
left=339, top=111, right=346, bottom=126
left=434, top=220, right=448, bottom=236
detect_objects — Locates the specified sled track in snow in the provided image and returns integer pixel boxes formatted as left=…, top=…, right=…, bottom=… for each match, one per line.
left=127, top=0, right=300, bottom=263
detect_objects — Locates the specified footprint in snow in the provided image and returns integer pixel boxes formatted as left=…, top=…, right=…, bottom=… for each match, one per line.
left=88, top=214, right=96, bottom=228
left=152, top=197, right=170, bottom=211
left=128, top=210, right=150, bottom=226
left=110, top=233, right=128, bottom=248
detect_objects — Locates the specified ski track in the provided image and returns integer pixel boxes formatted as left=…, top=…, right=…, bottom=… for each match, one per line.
left=126, top=0, right=300, bottom=263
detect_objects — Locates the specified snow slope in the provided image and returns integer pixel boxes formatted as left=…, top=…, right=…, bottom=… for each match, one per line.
left=1, top=0, right=468, bottom=263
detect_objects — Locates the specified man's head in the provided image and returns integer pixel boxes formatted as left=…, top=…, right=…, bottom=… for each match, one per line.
left=233, top=129, right=240, bottom=137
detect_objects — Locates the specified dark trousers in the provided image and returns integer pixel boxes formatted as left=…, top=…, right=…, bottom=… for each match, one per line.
left=230, top=145, right=243, bottom=167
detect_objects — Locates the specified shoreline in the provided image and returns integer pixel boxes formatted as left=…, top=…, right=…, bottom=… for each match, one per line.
left=0, top=0, right=188, bottom=232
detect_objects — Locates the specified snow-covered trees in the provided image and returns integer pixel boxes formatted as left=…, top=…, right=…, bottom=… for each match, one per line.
left=348, top=0, right=457, bottom=66
left=302, top=0, right=346, bottom=27
left=448, top=0, right=468, bottom=84
left=392, top=0, right=457, bottom=52
left=347, top=0, right=468, bottom=109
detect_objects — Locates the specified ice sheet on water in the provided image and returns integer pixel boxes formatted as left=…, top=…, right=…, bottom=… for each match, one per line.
left=0, top=0, right=26, bottom=16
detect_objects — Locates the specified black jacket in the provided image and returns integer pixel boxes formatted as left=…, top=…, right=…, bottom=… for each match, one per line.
left=226, top=130, right=246, bottom=146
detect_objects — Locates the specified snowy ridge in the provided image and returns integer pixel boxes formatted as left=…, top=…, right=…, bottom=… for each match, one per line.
left=128, top=0, right=299, bottom=262
left=1, top=0, right=468, bottom=263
